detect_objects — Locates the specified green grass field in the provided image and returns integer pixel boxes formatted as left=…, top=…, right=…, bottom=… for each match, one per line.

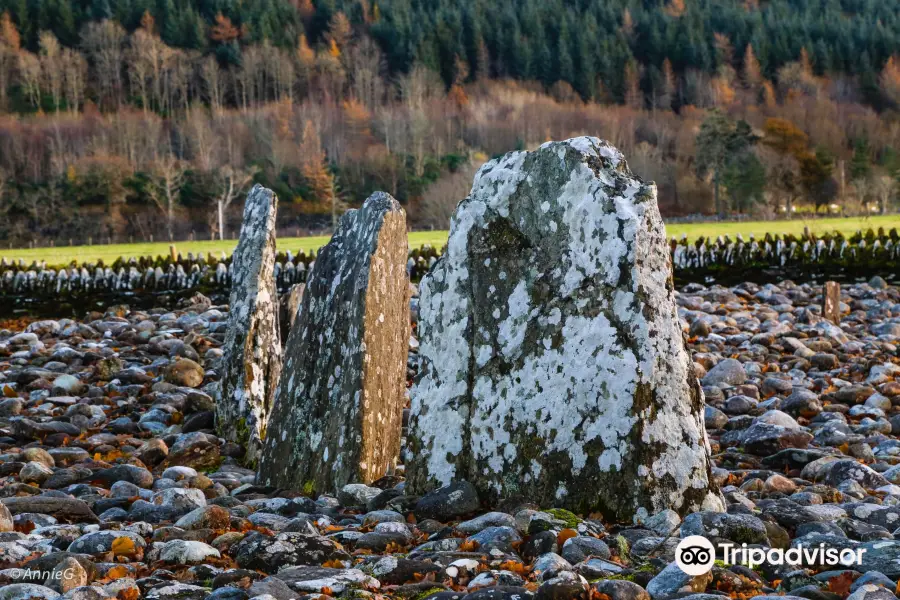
left=4, top=215, right=898, bottom=265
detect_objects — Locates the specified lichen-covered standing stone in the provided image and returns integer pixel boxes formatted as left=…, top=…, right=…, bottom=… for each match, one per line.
left=216, top=184, right=282, bottom=466
left=407, top=137, right=723, bottom=521
left=258, top=192, right=409, bottom=492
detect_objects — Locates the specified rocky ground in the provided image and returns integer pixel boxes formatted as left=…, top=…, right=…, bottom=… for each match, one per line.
left=1, top=279, right=900, bottom=600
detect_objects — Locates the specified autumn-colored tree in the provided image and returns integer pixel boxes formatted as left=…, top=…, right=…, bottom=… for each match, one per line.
left=209, top=13, right=240, bottom=44
left=714, top=33, right=734, bottom=67
left=621, top=8, right=634, bottom=37
left=742, top=44, right=762, bottom=90
left=0, top=11, right=19, bottom=111
left=655, top=58, right=676, bottom=110
left=298, top=120, right=335, bottom=217
left=761, top=117, right=808, bottom=215
left=326, top=12, right=352, bottom=55
left=665, top=0, right=686, bottom=18
left=624, top=61, right=642, bottom=109
left=881, top=55, right=900, bottom=108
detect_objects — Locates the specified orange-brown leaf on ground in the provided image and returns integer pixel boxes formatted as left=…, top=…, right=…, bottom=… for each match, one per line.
left=557, top=528, right=578, bottom=546
left=320, top=587, right=333, bottom=596
left=106, top=565, right=131, bottom=581
left=498, top=560, right=529, bottom=575
left=407, top=513, right=417, bottom=524
left=2, top=385, right=16, bottom=398
left=324, top=524, right=345, bottom=532
left=15, top=519, right=36, bottom=534
left=111, top=536, right=137, bottom=557
left=322, top=559, right=345, bottom=568
left=591, top=591, right=612, bottom=600
left=117, top=587, right=140, bottom=600
left=459, top=539, right=480, bottom=552
left=827, top=572, right=854, bottom=596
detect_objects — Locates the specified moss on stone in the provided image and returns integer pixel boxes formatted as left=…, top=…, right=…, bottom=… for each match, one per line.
left=410, top=588, right=447, bottom=600
left=545, top=508, right=581, bottom=528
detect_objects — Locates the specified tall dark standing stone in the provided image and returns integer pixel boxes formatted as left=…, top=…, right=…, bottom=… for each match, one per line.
left=216, top=184, right=282, bottom=467
left=258, top=192, right=409, bottom=493
left=407, top=137, right=723, bottom=522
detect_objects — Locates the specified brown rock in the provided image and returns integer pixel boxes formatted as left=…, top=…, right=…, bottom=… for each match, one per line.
left=165, top=358, right=205, bottom=388
left=823, top=281, right=841, bottom=324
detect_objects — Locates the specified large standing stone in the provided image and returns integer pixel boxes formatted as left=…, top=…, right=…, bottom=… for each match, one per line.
left=216, top=184, right=282, bottom=466
left=258, top=192, right=409, bottom=492
left=407, top=137, right=722, bottom=521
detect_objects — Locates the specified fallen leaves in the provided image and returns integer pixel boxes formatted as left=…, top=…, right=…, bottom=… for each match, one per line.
left=557, top=528, right=578, bottom=546
left=458, top=539, right=479, bottom=552
left=827, top=572, right=854, bottom=597
left=111, top=536, right=140, bottom=559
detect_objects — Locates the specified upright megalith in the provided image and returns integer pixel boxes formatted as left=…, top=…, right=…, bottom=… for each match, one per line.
left=216, top=184, right=282, bottom=466
left=258, top=192, right=410, bottom=493
left=407, top=137, right=722, bottom=522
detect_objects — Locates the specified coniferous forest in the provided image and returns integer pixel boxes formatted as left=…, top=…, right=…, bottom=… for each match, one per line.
left=0, top=0, right=899, bottom=244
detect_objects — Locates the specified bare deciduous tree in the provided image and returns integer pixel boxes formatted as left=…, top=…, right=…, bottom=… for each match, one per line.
left=213, top=165, right=257, bottom=240
left=81, top=20, right=126, bottom=109
left=18, top=51, right=41, bottom=108
left=146, top=154, right=186, bottom=240
left=62, top=48, right=87, bottom=112
left=200, top=55, right=225, bottom=112
left=39, top=31, right=64, bottom=112
left=873, top=173, right=897, bottom=215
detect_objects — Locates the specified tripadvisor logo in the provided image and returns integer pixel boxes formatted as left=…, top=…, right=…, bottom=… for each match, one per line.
left=675, top=535, right=866, bottom=575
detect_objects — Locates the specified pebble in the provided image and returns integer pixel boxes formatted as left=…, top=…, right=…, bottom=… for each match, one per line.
left=0, top=282, right=898, bottom=600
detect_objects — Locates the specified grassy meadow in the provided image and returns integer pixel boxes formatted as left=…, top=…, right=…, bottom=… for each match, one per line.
left=3, top=215, right=898, bottom=266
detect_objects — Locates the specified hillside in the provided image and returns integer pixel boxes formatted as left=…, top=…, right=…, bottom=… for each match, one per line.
left=0, top=0, right=898, bottom=245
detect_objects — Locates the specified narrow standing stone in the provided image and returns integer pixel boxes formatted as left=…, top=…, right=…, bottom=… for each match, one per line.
left=216, top=184, right=282, bottom=466
left=258, top=192, right=409, bottom=493
left=823, top=281, right=841, bottom=324
left=407, top=137, right=723, bottom=522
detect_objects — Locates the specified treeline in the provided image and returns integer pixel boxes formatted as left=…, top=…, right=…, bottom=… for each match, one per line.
left=0, top=0, right=897, bottom=244
left=3, top=0, right=900, bottom=107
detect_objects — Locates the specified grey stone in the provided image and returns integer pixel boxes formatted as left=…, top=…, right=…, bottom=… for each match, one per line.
left=406, top=137, right=721, bottom=521
left=702, top=358, right=747, bottom=387
left=646, top=563, right=711, bottom=599
left=217, top=185, right=282, bottom=466
left=259, top=192, right=409, bottom=492
left=560, top=536, right=610, bottom=563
